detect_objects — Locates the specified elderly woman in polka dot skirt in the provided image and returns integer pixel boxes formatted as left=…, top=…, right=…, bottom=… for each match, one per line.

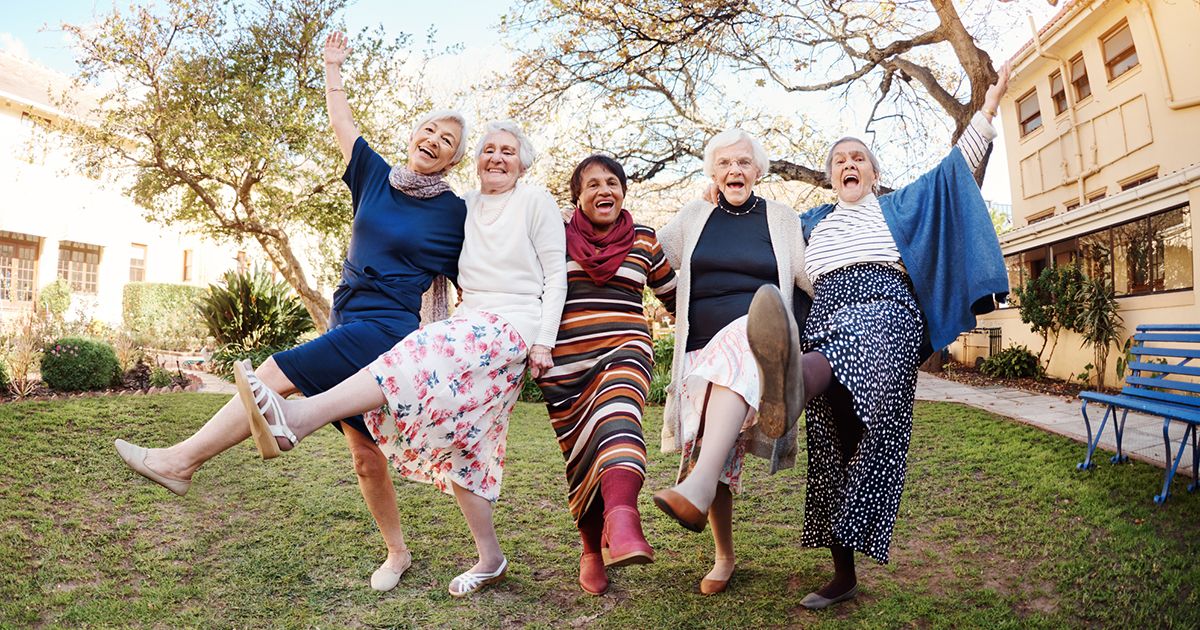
left=745, top=62, right=1012, bottom=609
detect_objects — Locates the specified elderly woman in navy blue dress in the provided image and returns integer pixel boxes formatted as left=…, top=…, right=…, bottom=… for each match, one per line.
left=116, top=31, right=470, bottom=592
left=745, top=62, right=1012, bottom=608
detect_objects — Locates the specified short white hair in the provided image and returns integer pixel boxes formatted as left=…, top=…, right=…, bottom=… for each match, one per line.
left=412, top=109, right=471, bottom=164
left=824, top=137, right=883, bottom=194
left=475, top=120, right=537, bottom=171
left=702, top=129, right=770, bottom=179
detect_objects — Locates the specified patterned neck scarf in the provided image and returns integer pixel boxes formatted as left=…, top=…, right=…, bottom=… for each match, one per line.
left=388, top=166, right=452, bottom=199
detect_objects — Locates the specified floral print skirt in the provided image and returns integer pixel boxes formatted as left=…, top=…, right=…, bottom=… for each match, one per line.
left=364, top=310, right=527, bottom=502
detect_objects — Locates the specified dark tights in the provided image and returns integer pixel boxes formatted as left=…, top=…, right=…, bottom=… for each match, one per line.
left=802, top=351, right=863, bottom=598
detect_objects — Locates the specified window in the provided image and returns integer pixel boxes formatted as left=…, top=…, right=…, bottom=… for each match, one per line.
left=1087, top=191, right=1107, bottom=204
left=1017, top=90, right=1042, bottom=137
left=1070, top=54, right=1091, bottom=101
left=57, top=241, right=101, bottom=294
left=1066, top=201, right=1081, bottom=212
left=130, top=244, right=147, bottom=282
left=182, top=249, right=194, bottom=282
left=1102, top=22, right=1139, bottom=81
left=1050, top=71, right=1068, bottom=115
left=1004, top=205, right=1192, bottom=304
left=0, top=231, right=39, bottom=303
left=1121, top=173, right=1158, bottom=191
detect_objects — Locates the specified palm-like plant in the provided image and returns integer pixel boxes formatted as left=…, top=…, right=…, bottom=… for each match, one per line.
left=194, top=267, right=314, bottom=354
left=1074, top=275, right=1124, bottom=389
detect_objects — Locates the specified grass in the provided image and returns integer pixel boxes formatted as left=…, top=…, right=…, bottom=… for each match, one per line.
left=1, top=394, right=1198, bottom=629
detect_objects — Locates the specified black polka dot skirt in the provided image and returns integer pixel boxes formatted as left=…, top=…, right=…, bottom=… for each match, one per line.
left=799, top=263, right=924, bottom=564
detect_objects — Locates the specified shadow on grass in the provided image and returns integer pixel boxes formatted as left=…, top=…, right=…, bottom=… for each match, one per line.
left=0, top=394, right=1197, bottom=628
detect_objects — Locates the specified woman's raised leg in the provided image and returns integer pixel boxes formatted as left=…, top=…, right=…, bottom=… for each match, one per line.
left=669, top=384, right=752, bottom=513
left=117, top=357, right=301, bottom=493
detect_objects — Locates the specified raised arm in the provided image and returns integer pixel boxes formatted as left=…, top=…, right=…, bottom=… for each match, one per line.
left=324, top=31, right=360, bottom=163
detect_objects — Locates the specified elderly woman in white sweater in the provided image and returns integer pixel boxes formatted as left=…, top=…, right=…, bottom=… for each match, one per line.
left=652, top=129, right=811, bottom=595
left=231, top=120, right=567, bottom=598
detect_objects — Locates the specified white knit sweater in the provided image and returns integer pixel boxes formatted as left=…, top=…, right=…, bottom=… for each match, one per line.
left=459, top=182, right=567, bottom=349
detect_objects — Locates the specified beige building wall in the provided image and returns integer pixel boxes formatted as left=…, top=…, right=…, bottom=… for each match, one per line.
left=0, top=50, right=258, bottom=326
left=978, top=0, right=1200, bottom=386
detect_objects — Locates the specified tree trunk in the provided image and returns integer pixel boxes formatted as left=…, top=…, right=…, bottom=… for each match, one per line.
left=256, top=233, right=331, bottom=334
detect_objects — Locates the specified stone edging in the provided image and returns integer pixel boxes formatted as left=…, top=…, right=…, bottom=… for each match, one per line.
left=16, top=374, right=204, bottom=402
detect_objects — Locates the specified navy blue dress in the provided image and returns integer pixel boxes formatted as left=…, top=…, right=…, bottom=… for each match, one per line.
left=274, top=136, right=467, bottom=436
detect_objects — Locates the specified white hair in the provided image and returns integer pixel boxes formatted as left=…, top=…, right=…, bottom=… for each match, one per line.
left=702, top=129, right=770, bottom=179
left=824, top=137, right=883, bottom=194
left=475, top=120, right=537, bottom=171
left=411, top=109, right=471, bottom=164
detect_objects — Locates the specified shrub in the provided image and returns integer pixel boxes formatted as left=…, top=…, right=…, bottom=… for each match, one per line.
left=40, top=336, right=122, bottom=391
left=4, top=311, right=44, bottom=399
left=149, top=366, right=176, bottom=388
left=37, top=279, right=72, bottom=321
left=1074, top=275, right=1123, bottom=389
left=124, top=283, right=211, bottom=351
left=519, top=370, right=545, bottom=403
left=980, top=344, right=1043, bottom=380
left=647, top=333, right=675, bottom=405
left=0, top=360, right=9, bottom=391
left=208, top=343, right=295, bottom=383
left=195, top=268, right=313, bottom=353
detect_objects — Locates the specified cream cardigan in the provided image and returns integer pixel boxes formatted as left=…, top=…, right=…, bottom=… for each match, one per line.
left=657, top=198, right=813, bottom=474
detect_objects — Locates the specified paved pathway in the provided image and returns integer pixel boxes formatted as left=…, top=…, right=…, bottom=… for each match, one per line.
left=915, top=372, right=1195, bottom=478
left=186, top=367, right=1195, bottom=478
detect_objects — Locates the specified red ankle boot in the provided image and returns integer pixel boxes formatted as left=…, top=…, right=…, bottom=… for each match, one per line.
left=579, top=552, right=608, bottom=595
left=601, top=506, right=655, bottom=567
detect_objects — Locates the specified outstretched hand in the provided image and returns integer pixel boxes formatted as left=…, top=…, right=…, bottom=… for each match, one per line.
left=527, top=344, right=554, bottom=379
left=983, top=60, right=1011, bottom=119
left=324, top=31, right=352, bottom=67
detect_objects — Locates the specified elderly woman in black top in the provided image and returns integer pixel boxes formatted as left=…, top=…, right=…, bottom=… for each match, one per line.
left=652, top=129, right=810, bottom=594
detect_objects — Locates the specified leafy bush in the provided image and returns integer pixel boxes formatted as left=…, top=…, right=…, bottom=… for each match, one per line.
left=37, top=279, right=72, bottom=321
left=208, top=343, right=295, bottom=382
left=1074, top=275, right=1123, bottom=389
left=1011, top=263, right=1082, bottom=364
left=123, top=283, right=211, bottom=351
left=149, top=366, right=177, bottom=388
left=40, top=336, right=122, bottom=391
left=195, top=268, right=313, bottom=354
left=519, top=370, right=545, bottom=403
left=0, top=360, right=9, bottom=391
left=647, top=334, right=675, bottom=405
left=980, top=344, right=1043, bottom=380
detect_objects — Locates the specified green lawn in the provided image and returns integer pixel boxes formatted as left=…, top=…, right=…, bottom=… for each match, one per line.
left=1, top=394, right=1197, bottom=629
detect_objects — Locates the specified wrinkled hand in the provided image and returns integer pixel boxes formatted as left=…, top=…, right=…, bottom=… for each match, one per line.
left=702, top=182, right=719, bottom=205
left=324, top=31, right=352, bottom=67
left=984, top=61, right=1011, bottom=119
left=527, top=344, right=554, bottom=379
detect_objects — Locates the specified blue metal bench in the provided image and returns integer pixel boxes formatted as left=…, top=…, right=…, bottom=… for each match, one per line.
left=1077, top=324, right=1200, bottom=503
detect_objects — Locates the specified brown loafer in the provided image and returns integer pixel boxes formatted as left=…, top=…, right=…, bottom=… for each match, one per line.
left=652, top=488, right=707, bottom=533
left=747, top=284, right=804, bottom=439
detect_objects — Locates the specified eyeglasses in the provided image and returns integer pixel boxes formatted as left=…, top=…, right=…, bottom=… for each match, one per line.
left=716, top=158, right=755, bottom=170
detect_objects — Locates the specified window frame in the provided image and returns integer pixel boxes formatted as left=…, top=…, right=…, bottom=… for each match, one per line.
left=1102, top=21, right=1139, bottom=81
left=1017, top=89, right=1043, bottom=137
left=0, top=231, right=41, bottom=304
left=57, top=241, right=101, bottom=295
left=130, top=243, right=147, bottom=283
left=1049, top=71, right=1068, bottom=115
left=1070, top=54, right=1092, bottom=101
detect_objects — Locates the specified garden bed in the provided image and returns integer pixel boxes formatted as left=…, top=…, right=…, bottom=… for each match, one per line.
left=1, top=362, right=201, bottom=402
left=930, top=360, right=1122, bottom=399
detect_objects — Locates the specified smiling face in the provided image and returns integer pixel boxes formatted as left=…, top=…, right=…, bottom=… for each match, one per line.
left=829, top=139, right=878, bottom=204
left=577, top=162, right=626, bottom=234
left=475, top=130, right=524, bottom=195
left=711, top=140, right=760, bottom=206
left=406, top=118, right=463, bottom=175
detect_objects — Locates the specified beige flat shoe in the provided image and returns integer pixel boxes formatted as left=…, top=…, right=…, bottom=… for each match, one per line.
left=113, top=439, right=191, bottom=496
left=370, top=549, right=411, bottom=592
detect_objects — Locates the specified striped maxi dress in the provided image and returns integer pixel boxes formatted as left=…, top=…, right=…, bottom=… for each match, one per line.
left=535, top=224, right=677, bottom=523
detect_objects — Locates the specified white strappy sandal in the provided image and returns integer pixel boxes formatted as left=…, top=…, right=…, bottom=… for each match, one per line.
left=233, top=359, right=298, bottom=459
left=448, top=557, right=508, bottom=597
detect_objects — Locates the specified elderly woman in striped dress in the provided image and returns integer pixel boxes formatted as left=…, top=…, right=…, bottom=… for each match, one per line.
left=745, top=62, right=1012, bottom=608
left=535, top=155, right=677, bottom=595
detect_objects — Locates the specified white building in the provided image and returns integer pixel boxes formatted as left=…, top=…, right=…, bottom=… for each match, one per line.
left=0, top=50, right=253, bottom=325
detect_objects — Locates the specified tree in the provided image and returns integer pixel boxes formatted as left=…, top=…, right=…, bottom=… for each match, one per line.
left=1013, top=263, right=1082, bottom=366
left=499, top=0, right=1016, bottom=190
left=1074, top=275, right=1123, bottom=389
left=58, top=0, right=431, bottom=333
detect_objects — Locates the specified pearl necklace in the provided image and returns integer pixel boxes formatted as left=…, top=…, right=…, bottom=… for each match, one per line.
left=718, top=195, right=760, bottom=216
left=475, top=187, right=516, bottom=226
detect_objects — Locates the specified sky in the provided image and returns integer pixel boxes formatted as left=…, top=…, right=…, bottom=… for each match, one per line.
left=2, top=0, right=1059, bottom=206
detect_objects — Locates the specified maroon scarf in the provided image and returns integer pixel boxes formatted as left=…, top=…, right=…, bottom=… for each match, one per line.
left=566, top=207, right=636, bottom=286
